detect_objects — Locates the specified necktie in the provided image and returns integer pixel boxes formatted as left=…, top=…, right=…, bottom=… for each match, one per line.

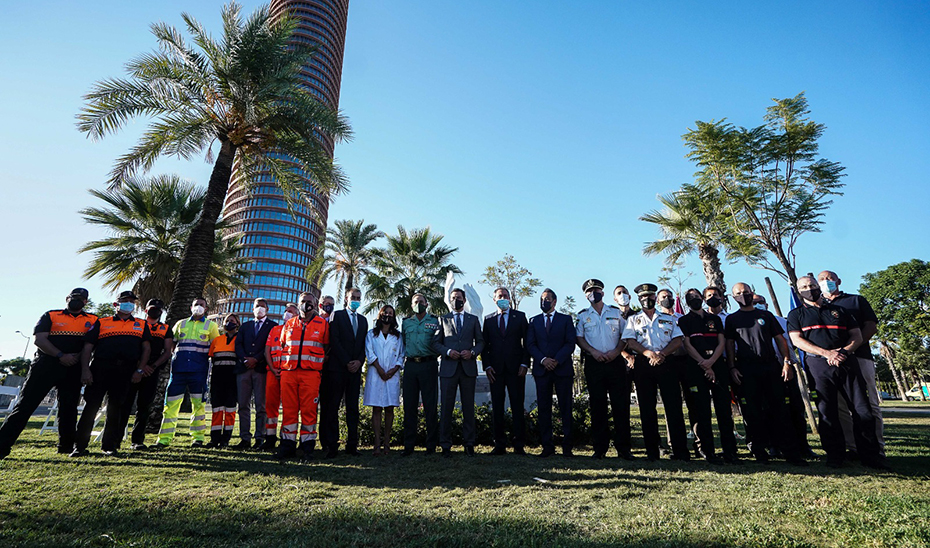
left=456, top=313, right=463, bottom=333
left=499, top=313, right=506, bottom=336
left=545, top=314, right=551, bottom=333
left=350, top=312, right=357, bottom=333
left=255, top=320, right=261, bottom=335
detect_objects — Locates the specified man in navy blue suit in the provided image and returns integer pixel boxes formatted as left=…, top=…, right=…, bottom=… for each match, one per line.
left=235, top=298, right=278, bottom=449
left=527, top=288, right=577, bottom=458
left=481, top=287, right=531, bottom=455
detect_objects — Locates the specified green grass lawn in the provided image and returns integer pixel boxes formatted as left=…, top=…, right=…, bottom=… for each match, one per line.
left=1, top=411, right=928, bottom=548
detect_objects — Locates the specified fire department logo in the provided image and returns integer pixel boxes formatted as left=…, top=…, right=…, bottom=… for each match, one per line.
left=757, top=318, right=765, bottom=326
left=85, top=322, right=93, bottom=328
left=706, top=321, right=715, bottom=330
left=831, top=310, right=839, bottom=319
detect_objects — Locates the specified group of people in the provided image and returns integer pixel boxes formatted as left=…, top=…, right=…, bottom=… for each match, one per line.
left=0, top=269, right=888, bottom=470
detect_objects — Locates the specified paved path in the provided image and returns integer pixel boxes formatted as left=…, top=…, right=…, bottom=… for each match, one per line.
left=881, top=407, right=930, bottom=415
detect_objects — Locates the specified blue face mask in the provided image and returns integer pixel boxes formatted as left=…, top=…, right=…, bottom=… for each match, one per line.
left=349, top=300, right=361, bottom=312
left=754, top=304, right=766, bottom=311
left=118, top=302, right=135, bottom=313
left=497, top=299, right=511, bottom=311
left=820, top=279, right=838, bottom=294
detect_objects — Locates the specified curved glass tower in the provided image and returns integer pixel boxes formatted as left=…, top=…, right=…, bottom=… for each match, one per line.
left=218, top=0, right=350, bottom=319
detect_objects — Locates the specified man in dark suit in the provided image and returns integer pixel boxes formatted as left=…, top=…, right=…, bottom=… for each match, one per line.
left=527, top=288, right=577, bottom=457
left=481, top=287, right=531, bottom=455
left=235, top=298, right=278, bottom=449
left=321, top=287, right=367, bottom=458
left=432, top=287, right=485, bottom=457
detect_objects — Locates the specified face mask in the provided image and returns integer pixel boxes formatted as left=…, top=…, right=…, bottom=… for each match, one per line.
left=380, top=315, right=394, bottom=324
left=754, top=304, right=767, bottom=311
left=497, top=299, right=511, bottom=311
left=254, top=306, right=267, bottom=319
left=540, top=300, right=553, bottom=313
left=587, top=291, right=603, bottom=304
left=282, top=311, right=295, bottom=322
left=705, top=296, right=722, bottom=309
left=117, top=302, right=134, bottom=313
left=819, top=279, right=838, bottom=294
left=301, top=301, right=315, bottom=314
left=734, top=293, right=754, bottom=307
left=191, top=305, right=205, bottom=317
left=321, top=303, right=334, bottom=314
left=67, top=299, right=85, bottom=312
left=658, top=297, right=674, bottom=310
left=147, top=308, right=162, bottom=319
left=452, top=298, right=465, bottom=311
left=348, top=300, right=361, bottom=312
left=615, top=293, right=631, bottom=306
left=414, top=303, right=427, bottom=314
left=224, top=322, right=238, bottom=332
left=686, top=296, right=703, bottom=311
left=799, top=287, right=821, bottom=302
left=640, top=296, right=656, bottom=310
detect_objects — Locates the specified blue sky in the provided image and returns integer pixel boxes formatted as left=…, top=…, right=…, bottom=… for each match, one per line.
left=1, top=1, right=928, bottom=360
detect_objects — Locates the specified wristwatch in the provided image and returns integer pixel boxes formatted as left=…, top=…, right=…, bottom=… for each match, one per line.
left=56, top=351, right=64, bottom=358
left=136, top=368, right=144, bottom=374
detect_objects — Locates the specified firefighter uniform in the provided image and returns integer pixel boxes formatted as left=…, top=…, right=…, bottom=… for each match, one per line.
left=277, top=315, right=329, bottom=455
left=208, top=333, right=239, bottom=446
left=263, top=324, right=285, bottom=445
left=0, top=289, right=97, bottom=458
left=157, top=316, right=219, bottom=447
left=75, top=313, right=151, bottom=453
left=117, top=306, right=172, bottom=449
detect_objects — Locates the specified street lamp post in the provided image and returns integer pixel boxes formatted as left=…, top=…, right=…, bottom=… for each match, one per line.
left=15, top=331, right=30, bottom=360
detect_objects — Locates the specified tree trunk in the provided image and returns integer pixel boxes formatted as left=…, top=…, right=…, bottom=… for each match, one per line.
left=147, top=140, right=237, bottom=432
left=697, top=243, right=727, bottom=308
left=344, top=273, right=354, bottom=303
left=772, top=244, right=798, bottom=288
left=879, top=342, right=909, bottom=401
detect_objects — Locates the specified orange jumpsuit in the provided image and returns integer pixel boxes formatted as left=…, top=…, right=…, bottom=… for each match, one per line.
left=278, top=315, right=328, bottom=447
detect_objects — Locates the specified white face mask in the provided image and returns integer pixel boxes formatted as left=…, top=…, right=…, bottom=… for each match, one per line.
left=254, top=306, right=267, bottom=319
left=615, top=293, right=631, bottom=306
left=282, top=311, right=295, bottom=322
left=191, top=305, right=205, bottom=316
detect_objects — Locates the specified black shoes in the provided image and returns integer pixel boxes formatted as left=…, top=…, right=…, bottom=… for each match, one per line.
left=464, top=446, right=476, bottom=457
left=324, top=450, right=339, bottom=459
left=539, top=448, right=556, bottom=458
left=722, top=453, right=742, bottom=465
left=443, top=448, right=452, bottom=458
left=190, top=440, right=205, bottom=448
left=617, top=450, right=635, bottom=461
left=425, top=448, right=435, bottom=455
left=491, top=446, right=507, bottom=456
left=401, top=448, right=414, bottom=457
left=591, top=451, right=606, bottom=460
left=232, top=440, right=252, bottom=450
left=131, top=443, right=148, bottom=451
left=252, top=439, right=264, bottom=450
left=513, top=447, right=527, bottom=456
left=69, top=448, right=89, bottom=458
left=101, top=449, right=120, bottom=457
left=259, top=438, right=277, bottom=452
left=563, top=449, right=574, bottom=458
left=345, top=449, right=361, bottom=457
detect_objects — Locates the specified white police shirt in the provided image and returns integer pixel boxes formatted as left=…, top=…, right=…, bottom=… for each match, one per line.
left=575, top=304, right=625, bottom=354
left=621, top=310, right=683, bottom=352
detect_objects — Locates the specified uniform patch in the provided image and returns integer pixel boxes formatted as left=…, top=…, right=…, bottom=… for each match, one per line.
left=706, top=321, right=715, bottom=330
left=831, top=310, right=839, bottom=318
left=757, top=318, right=765, bottom=325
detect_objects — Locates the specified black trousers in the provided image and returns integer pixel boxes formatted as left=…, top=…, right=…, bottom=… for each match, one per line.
left=783, top=371, right=813, bottom=453
left=634, top=355, right=688, bottom=459
left=319, top=367, right=362, bottom=452
left=806, top=356, right=880, bottom=464
left=117, top=367, right=161, bottom=446
left=402, top=358, right=439, bottom=451
left=489, top=365, right=527, bottom=450
left=735, top=363, right=799, bottom=459
left=0, top=358, right=82, bottom=454
left=75, top=360, right=134, bottom=452
left=680, top=358, right=716, bottom=457
left=535, top=372, right=573, bottom=452
left=210, top=366, right=239, bottom=444
left=709, top=360, right=738, bottom=457
left=584, top=354, right=630, bottom=455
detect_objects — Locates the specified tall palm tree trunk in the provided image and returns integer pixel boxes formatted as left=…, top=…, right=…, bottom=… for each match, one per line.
left=147, top=141, right=237, bottom=432
left=698, top=242, right=727, bottom=296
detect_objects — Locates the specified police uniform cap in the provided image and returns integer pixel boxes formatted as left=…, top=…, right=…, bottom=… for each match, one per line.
left=69, top=287, right=89, bottom=299
left=582, top=279, right=605, bottom=292
left=146, top=298, right=165, bottom=309
left=634, top=283, right=658, bottom=296
left=118, top=290, right=139, bottom=301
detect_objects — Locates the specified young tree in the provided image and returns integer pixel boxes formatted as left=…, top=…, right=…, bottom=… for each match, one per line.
left=479, top=254, right=542, bottom=310
left=683, top=93, right=845, bottom=287
left=77, top=3, right=351, bottom=328
left=558, top=295, right=578, bottom=322
left=306, top=219, right=383, bottom=303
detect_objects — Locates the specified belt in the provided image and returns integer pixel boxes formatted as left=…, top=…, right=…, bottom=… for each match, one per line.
left=406, top=356, right=437, bottom=363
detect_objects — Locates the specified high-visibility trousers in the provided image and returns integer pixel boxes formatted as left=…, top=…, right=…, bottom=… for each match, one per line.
left=265, top=370, right=282, bottom=439
left=280, top=368, right=320, bottom=445
left=210, top=367, right=238, bottom=444
left=158, top=370, right=208, bottom=445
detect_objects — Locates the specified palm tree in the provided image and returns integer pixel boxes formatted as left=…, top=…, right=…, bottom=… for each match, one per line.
left=365, top=226, right=462, bottom=317
left=306, top=219, right=383, bottom=304
left=78, top=174, right=250, bottom=308
left=641, top=183, right=761, bottom=300
left=77, top=3, right=351, bottom=326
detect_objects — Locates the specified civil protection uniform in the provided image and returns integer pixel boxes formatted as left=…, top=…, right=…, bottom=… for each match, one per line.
left=577, top=303, right=631, bottom=457
left=76, top=315, right=151, bottom=452
left=263, top=324, right=286, bottom=443
left=401, top=313, right=441, bottom=453
left=0, top=306, right=97, bottom=457
left=209, top=333, right=239, bottom=445
left=157, top=316, right=219, bottom=446
left=786, top=302, right=882, bottom=466
left=622, top=309, right=689, bottom=460
left=117, top=317, right=172, bottom=448
left=278, top=314, right=329, bottom=450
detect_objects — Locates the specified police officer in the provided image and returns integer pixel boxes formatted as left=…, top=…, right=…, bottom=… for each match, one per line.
left=787, top=276, right=886, bottom=469
left=116, top=298, right=173, bottom=451
left=0, top=288, right=97, bottom=459
left=576, top=278, right=632, bottom=460
left=622, top=284, right=689, bottom=461
left=73, top=290, right=151, bottom=457
left=401, top=293, right=441, bottom=456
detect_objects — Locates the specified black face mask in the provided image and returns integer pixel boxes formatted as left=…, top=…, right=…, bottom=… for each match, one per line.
left=589, top=291, right=604, bottom=304
left=224, top=322, right=238, bottom=332
left=658, top=297, right=674, bottom=310
left=67, top=299, right=85, bottom=312
left=540, top=300, right=553, bottom=313
left=301, top=301, right=315, bottom=314
left=414, top=303, right=427, bottom=314
left=706, top=296, right=722, bottom=308
left=380, top=315, right=394, bottom=324
left=452, top=299, right=465, bottom=311
left=640, top=297, right=656, bottom=310
left=734, top=293, right=755, bottom=307
left=799, top=287, right=822, bottom=302
left=686, top=296, right=703, bottom=311
left=147, top=308, right=162, bottom=319
left=321, top=303, right=334, bottom=314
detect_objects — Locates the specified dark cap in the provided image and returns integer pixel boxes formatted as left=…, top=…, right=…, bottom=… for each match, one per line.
left=117, top=290, right=138, bottom=301
left=582, top=279, right=605, bottom=292
left=146, top=298, right=165, bottom=309
left=634, top=283, right=658, bottom=296
left=69, top=288, right=89, bottom=299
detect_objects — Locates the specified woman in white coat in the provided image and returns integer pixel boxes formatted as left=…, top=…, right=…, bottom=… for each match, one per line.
left=364, top=305, right=404, bottom=455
